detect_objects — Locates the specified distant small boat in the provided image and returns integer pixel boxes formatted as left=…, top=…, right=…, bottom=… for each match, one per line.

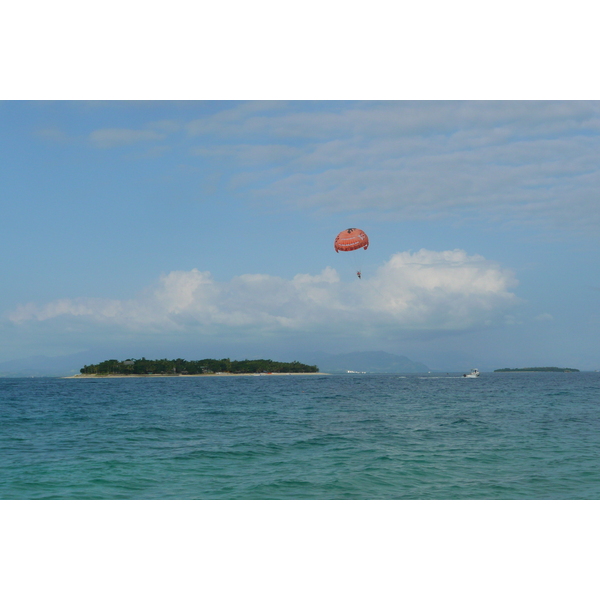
left=463, top=368, right=480, bottom=378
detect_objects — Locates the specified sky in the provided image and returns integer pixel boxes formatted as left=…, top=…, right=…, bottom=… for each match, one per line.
left=1, top=100, right=599, bottom=371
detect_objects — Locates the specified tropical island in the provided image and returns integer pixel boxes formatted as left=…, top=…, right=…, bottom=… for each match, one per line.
left=494, top=367, right=580, bottom=372
left=77, top=357, right=319, bottom=376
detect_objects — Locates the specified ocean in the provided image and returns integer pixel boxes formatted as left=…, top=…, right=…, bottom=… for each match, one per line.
left=1, top=372, right=599, bottom=499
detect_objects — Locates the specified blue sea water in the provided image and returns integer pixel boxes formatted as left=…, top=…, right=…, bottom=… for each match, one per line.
left=1, top=372, right=599, bottom=499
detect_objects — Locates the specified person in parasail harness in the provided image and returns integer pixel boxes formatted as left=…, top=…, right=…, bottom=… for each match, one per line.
left=357, top=271, right=362, bottom=279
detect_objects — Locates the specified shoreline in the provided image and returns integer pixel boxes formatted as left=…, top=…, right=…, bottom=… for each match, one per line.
left=64, top=372, right=328, bottom=379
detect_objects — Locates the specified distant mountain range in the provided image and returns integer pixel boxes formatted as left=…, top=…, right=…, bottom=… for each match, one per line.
left=0, top=350, right=429, bottom=377
left=296, top=351, right=429, bottom=373
left=0, top=352, right=102, bottom=378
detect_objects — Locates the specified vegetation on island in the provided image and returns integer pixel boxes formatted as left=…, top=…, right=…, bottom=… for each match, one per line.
left=494, top=367, right=580, bottom=372
left=80, top=357, right=319, bottom=375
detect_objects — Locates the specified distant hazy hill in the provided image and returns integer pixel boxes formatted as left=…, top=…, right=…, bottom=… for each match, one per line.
left=297, top=351, right=429, bottom=373
left=0, top=352, right=103, bottom=377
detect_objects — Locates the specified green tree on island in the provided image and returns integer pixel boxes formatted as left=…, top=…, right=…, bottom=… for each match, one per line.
left=80, top=358, right=319, bottom=375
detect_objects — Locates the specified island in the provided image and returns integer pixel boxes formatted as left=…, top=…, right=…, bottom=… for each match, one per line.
left=76, top=357, right=319, bottom=376
left=494, top=367, right=580, bottom=372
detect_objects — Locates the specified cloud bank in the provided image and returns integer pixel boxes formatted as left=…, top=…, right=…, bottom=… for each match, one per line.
left=9, top=250, right=518, bottom=338
left=81, top=101, right=600, bottom=230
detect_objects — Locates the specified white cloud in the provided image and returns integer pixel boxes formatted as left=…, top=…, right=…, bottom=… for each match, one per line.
left=186, top=101, right=288, bottom=136
left=89, top=128, right=166, bottom=148
left=36, top=126, right=69, bottom=142
left=191, top=143, right=303, bottom=166
left=186, top=101, right=600, bottom=141
left=146, top=120, right=181, bottom=134
left=76, top=102, right=600, bottom=229
left=534, top=312, right=554, bottom=321
left=182, top=101, right=600, bottom=229
left=9, top=250, right=519, bottom=337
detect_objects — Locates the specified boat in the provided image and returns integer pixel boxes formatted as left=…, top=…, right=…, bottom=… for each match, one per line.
left=463, top=368, right=480, bottom=378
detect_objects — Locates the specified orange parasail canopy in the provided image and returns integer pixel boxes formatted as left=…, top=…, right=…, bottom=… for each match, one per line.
left=334, top=228, right=369, bottom=252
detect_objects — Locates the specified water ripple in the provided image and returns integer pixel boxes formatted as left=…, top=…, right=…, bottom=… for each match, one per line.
left=1, top=373, right=600, bottom=498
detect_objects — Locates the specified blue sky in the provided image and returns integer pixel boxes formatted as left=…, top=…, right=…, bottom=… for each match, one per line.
left=2, top=100, right=600, bottom=370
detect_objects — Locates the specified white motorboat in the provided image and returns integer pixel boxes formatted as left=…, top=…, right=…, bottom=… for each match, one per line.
left=463, top=368, right=480, bottom=378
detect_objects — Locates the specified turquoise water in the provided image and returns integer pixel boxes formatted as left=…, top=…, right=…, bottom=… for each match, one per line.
left=1, top=373, right=599, bottom=499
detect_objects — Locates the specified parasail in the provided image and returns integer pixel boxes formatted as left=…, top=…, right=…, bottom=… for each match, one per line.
left=334, top=228, right=369, bottom=252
